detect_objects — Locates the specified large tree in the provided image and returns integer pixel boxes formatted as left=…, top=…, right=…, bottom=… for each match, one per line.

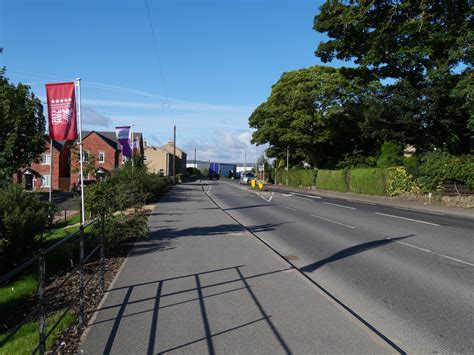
left=314, top=0, right=473, bottom=153
left=249, top=66, right=379, bottom=168
left=0, top=76, right=46, bottom=181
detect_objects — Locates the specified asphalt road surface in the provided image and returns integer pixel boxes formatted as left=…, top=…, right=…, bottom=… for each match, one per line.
left=206, top=180, right=474, bottom=353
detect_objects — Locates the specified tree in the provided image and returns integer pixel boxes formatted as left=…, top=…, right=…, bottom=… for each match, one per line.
left=314, top=0, right=472, bottom=153
left=249, top=66, right=379, bottom=168
left=314, top=0, right=472, bottom=84
left=0, top=76, right=46, bottom=181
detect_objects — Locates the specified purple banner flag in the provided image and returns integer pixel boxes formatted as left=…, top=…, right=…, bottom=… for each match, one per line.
left=115, top=126, right=132, bottom=158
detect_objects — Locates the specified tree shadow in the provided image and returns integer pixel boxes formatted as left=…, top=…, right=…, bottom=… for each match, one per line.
left=300, top=235, right=415, bottom=273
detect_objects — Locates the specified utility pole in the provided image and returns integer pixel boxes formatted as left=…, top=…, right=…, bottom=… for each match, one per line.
left=244, top=151, right=246, bottom=172
left=173, top=125, right=176, bottom=184
left=286, top=147, right=289, bottom=187
left=194, top=148, right=196, bottom=168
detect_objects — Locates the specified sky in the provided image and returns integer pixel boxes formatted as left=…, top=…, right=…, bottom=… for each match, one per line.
left=1, top=0, right=347, bottom=163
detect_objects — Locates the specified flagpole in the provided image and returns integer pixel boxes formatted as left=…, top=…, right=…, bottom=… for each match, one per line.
left=76, top=78, right=85, bottom=225
left=131, top=125, right=134, bottom=167
left=49, top=139, right=53, bottom=202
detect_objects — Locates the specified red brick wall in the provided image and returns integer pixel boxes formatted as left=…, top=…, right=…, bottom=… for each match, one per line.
left=70, top=132, right=121, bottom=183
left=28, top=141, right=62, bottom=191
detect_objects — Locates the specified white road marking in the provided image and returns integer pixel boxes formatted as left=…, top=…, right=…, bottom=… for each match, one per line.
left=387, top=238, right=474, bottom=267
left=258, top=192, right=274, bottom=202
left=208, top=185, right=212, bottom=192
left=323, top=202, right=356, bottom=210
left=278, top=204, right=296, bottom=211
left=281, top=193, right=293, bottom=197
left=292, top=192, right=321, bottom=199
left=375, top=212, right=440, bottom=227
left=309, top=214, right=355, bottom=229
left=294, top=196, right=312, bottom=201
left=350, top=200, right=377, bottom=206
left=393, top=207, right=445, bottom=216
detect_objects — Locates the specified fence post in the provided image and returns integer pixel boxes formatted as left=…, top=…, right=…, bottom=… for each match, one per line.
left=99, top=208, right=105, bottom=292
left=38, top=250, right=46, bottom=355
left=79, top=225, right=85, bottom=327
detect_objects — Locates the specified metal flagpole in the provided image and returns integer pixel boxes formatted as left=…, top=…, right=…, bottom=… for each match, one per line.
left=76, top=78, right=85, bottom=225
left=49, top=139, right=53, bottom=202
left=131, top=125, right=134, bottom=167
left=173, top=125, right=176, bottom=184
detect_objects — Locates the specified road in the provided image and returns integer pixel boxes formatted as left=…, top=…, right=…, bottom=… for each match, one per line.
left=205, top=180, right=474, bottom=353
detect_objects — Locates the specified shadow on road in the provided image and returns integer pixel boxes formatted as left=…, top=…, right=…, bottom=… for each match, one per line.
left=300, top=235, right=415, bottom=273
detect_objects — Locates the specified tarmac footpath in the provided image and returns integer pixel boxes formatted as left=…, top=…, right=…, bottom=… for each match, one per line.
left=80, top=183, right=395, bottom=354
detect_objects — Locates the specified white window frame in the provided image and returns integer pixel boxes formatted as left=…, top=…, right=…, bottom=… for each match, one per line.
left=41, top=154, right=51, bottom=165
left=98, top=151, right=105, bottom=163
left=83, top=152, right=89, bottom=163
left=122, top=155, right=127, bottom=164
left=42, top=175, right=51, bottom=187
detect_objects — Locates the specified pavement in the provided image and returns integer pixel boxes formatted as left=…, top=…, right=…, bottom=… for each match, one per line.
left=80, top=183, right=395, bottom=354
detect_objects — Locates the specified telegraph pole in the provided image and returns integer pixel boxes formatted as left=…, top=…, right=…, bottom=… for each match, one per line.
left=173, top=125, right=176, bottom=184
left=194, top=148, right=197, bottom=168
left=286, top=147, right=289, bottom=187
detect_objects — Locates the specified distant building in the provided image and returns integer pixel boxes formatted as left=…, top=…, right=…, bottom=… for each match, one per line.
left=144, top=141, right=187, bottom=176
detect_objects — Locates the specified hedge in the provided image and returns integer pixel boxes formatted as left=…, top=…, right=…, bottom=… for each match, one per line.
left=276, top=169, right=318, bottom=187
left=349, top=168, right=387, bottom=195
left=316, top=169, right=349, bottom=192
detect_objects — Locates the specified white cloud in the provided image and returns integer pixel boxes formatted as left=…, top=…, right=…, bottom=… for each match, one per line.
left=82, top=107, right=112, bottom=128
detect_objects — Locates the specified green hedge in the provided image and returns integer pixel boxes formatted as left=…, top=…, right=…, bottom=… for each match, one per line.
left=316, top=169, right=349, bottom=192
left=276, top=169, right=318, bottom=187
left=349, top=168, right=387, bottom=195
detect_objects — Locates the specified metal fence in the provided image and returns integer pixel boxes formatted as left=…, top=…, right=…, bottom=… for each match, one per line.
left=0, top=209, right=106, bottom=355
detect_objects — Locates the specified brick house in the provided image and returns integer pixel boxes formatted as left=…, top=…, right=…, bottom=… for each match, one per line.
left=70, top=131, right=144, bottom=189
left=18, top=139, right=71, bottom=191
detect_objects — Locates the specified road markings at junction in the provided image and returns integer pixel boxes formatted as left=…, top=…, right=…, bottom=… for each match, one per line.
left=375, top=212, right=440, bottom=226
left=258, top=192, right=274, bottom=202
left=278, top=204, right=296, bottom=211
left=281, top=193, right=293, bottom=197
left=309, top=214, right=355, bottom=229
left=386, top=238, right=474, bottom=267
left=323, top=202, right=356, bottom=210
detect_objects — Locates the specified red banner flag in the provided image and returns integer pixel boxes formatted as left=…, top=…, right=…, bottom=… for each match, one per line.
left=45, top=82, right=78, bottom=140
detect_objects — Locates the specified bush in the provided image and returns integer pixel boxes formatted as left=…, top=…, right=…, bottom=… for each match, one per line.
left=336, top=153, right=377, bottom=169
left=377, top=141, right=403, bottom=168
left=92, top=210, right=149, bottom=246
left=385, top=167, right=419, bottom=196
left=275, top=169, right=318, bottom=187
left=349, top=168, right=387, bottom=195
left=408, top=151, right=474, bottom=192
left=0, top=185, right=56, bottom=269
left=316, top=169, right=348, bottom=192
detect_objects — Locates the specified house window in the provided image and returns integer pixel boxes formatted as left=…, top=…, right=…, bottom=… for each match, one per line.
left=143, top=155, right=147, bottom=161
left=98, top=151, right=105, bottom=163
left=41, top=154, right=51, bottom=165
left=42, top=175, right=51, bottom=187
left=83, top=152, right=89, bottom=162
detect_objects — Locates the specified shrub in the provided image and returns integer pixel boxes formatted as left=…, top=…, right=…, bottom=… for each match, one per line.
left=385, top=167, right=419, bottom=196
left=92, top=210, right=149, bottom=246
left=377, top=141, right=403, bottom=168
left=412, top=151, right=474, bottom=192
left=316, top=169, right=348, bottom=192
left=0, top=185, right=56, bottom=269
left=336, top=153, right=376, bottom=169
left=349, top=168, right=387, bottom=195
left=275, top=169, right=318, bottom=187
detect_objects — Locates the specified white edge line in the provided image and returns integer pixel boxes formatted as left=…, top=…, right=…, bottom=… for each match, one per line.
left=323, top=202, right=356, bottom=210
left=310, top=214, right=355, bottom=229
left=281, top=193, right=293, bottom=197
left=394, top=207, right=445, bottom=216
left=278, top=204, right=297, bottom=211
left=387, top=239, right=474, bottom=267
left=292, top=192, right=321, bottom=199
left=375, top=212, right=440, bottom=227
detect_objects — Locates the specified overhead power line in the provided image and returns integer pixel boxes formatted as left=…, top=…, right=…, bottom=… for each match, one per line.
left=145, top=0, right=169, bottom=101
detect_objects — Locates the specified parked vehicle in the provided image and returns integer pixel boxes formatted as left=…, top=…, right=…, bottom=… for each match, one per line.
left=239, top=172, right=255, bottom=185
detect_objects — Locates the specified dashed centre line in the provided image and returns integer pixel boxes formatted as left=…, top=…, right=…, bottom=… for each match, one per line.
left=387, top=238, right=474, bottom=267
left=309, top=214, right=355, bottom=229
left=323, top=202, right=356, bottom=210
left=375, top=212, right=440, bottom=227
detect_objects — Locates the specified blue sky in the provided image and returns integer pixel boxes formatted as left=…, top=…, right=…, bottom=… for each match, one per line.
left=1, top=0, right=347, bottom=162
